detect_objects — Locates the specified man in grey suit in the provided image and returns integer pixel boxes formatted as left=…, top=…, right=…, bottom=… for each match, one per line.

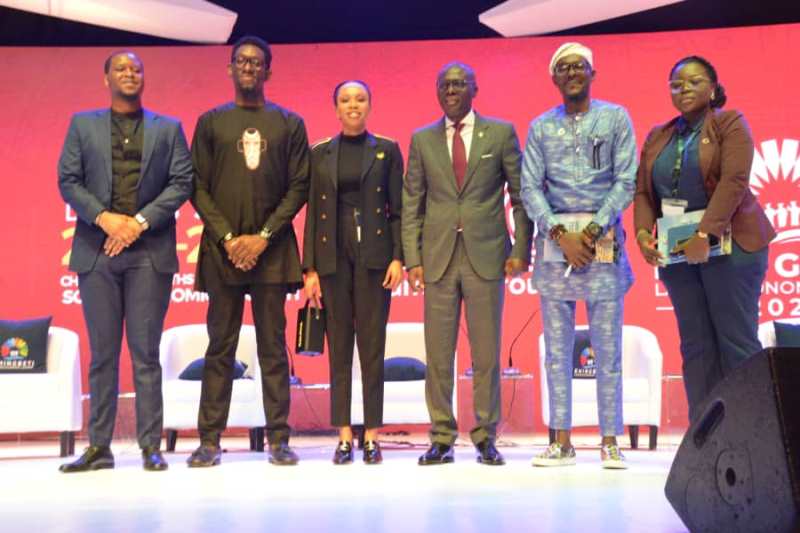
left=58, top=50, right=193, bottom=472
left=403, top=61, right=533, bottom=465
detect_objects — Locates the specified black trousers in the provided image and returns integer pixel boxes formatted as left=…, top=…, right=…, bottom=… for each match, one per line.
left=319, top=205, right=390, bottom=429
left=197, top=257, right=291, bottom=446
left=78, top=243, right=172, bottom=449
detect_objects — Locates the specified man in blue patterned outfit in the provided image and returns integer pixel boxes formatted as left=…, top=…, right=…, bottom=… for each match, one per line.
left=521, top=43, right=637, bottom=469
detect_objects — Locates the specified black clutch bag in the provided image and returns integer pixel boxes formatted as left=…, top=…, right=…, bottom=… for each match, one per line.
left=295, top=301, right=326, bottom=356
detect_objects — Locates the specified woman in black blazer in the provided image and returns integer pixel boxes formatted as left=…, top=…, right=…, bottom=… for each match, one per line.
left=302, top=80, right=404, bottom=464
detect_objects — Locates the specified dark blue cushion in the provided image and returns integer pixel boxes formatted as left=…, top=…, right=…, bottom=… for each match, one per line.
left=774, top=321, right=800, bottom=348
left=384, top=357, right=426, bottom=381
left=179, top=358, right=248, bottom=380
left=0, top=316, right=51, bottom=373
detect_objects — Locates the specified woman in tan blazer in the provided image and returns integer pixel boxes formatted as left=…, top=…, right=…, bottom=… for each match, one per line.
left=634, top=56, right=775, bottom=421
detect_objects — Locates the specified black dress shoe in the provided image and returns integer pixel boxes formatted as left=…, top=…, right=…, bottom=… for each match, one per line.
left=268, top=442, right=299, bottom=466
left=418, top=443, right=454, bottom=465
left=142, top=446, right=168, bottom=471
left=363, top=441, right=382, bottom=465
left=187, top=445, right=221, bottom=468
left=59, top=445, right=114, bottom=473
left=332, top=441, right=354, bottom=465
left=475, top=439, right=505, bottom=466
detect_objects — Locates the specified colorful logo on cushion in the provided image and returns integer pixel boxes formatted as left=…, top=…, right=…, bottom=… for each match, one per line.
left=0, top=337, right=34, bottom=370
left=1, top=337, right=29, bottom=359
left=574, top=345, right=596, bottom=378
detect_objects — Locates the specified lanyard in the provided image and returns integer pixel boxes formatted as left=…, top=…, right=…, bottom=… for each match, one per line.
left=670, top=127, right=700, bottom=198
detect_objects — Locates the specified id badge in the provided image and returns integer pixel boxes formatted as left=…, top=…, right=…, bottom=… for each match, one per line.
left=662, top=198, right=688, bottom=217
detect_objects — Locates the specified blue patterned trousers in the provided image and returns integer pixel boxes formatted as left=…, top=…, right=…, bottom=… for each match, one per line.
left=541, top=297, right=624, bottom=436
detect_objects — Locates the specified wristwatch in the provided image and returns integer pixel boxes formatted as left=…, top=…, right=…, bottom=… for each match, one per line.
left=134, top=213, right=149, bottom=231
left=259, top=226, right=272, bottom=241
left=695, top=230, right=708, bottom=239
left=583, top=221, right=603, bottom=243
left=221, top=232, right=234, bottom=245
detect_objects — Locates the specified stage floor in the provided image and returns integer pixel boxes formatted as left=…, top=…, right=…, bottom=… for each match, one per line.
left=1, top=435, right=687, bottom=533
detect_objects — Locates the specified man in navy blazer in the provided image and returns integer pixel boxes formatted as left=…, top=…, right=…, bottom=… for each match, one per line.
left=57, top=51, right=193, bottom=472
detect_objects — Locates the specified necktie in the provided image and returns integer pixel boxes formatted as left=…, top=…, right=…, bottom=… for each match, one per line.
left=452, top=122, right=467, bottom=190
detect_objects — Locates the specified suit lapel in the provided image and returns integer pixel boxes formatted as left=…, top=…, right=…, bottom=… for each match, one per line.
left=646, top=123, right=675, bottom=187
left=97, top=110, right=112, bottom=186
left=463, top=114, right=488, bottom=192
left=361, top=133, right=378, bottom=182
left=327, top=135, right=340, bottom=192
left=139, top=109, right=156, bottom=185
left=698, top=109, right=715, bottom=184
left=432, top=118, right=458, bottom=192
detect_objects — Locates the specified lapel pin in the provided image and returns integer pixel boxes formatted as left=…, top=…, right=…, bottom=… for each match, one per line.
left=376, top=151, right=385, bottom=159
left=558, top=128, right=566, bottom=136
left=478, top=131, right=484, bottom=138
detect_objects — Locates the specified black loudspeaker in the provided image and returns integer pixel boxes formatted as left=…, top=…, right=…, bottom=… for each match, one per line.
left=665, top=347, right=800, bottom=533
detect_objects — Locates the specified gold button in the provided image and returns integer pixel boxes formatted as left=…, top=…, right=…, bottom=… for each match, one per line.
left=376, top=208, right=382, bottom=214
left=321, top=213, right=327, bottom=220
left=322, top=236, right=327, bottom=243
left=321, top=194, right=327, bottom=200
left=376, top=229, right=382, bottom=235
left=376, top=186, right=382, bottom=192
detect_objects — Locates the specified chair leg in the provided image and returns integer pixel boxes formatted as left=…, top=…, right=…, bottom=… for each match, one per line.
left=59, top=431, right=74, bottom=457
left=354, top=425, right=366, bottom=449
left=628, top=425, right=639, bottom=449
left=649, top=426, right=658, bottom=450
left=254, top=428, right=265, bottom=452
left=165, top=429, right=178, bottom=452
left=548, top=428, right=556, bottom=445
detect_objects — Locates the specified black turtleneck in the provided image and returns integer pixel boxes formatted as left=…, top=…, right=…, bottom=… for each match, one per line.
left=337, top=131, right=366, bottom=208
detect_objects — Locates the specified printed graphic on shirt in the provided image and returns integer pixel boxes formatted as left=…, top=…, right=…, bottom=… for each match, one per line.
left=237, top=128, right=267, bottom=170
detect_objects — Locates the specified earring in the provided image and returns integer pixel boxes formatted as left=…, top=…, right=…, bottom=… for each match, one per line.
left=711, top=92, right=716, bottom=100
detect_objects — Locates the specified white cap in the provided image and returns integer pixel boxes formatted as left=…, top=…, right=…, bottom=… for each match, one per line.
left=549, top=42, right=593, bottom=75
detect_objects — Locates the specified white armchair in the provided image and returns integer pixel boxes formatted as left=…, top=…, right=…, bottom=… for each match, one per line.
left=539, top=324, right=663, bottom=449
left=758, top=317, right=800, bottom=348
left=0, top=327, right=82, bottom=457
left=350, top=322, right=449, bottom=444
left=159, top=324, right=266, bottom=451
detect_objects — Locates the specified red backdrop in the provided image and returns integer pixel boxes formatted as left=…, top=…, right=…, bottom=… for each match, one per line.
left=1, top=23, right=798, bottom=403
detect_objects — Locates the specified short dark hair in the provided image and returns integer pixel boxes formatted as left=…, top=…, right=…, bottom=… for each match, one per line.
left=231, top=35, right=272, bottom=69
left=103, top=50, right=141, bottom=74
left=437, top=61, right=477, bottom=84
left=332, top=80, right=372, bottom=105
left=670, top=55, right=727, bottom=109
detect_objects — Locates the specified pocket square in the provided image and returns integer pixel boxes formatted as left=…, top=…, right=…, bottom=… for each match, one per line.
left=480, top=153, right=494, bottom=159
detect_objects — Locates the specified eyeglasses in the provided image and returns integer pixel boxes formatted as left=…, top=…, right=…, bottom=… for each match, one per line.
left=234, top=56, right=264, bottom=70
left=668, top=77, right=709, bottom=93
left=554, top=61, right=589, bottom=76
left=437, top=79, right=471, bottom=91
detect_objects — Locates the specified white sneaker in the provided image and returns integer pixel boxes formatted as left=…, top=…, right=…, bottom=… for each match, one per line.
left=600, top=443, right=628, bottom=469
left=531, top=442, right=577, bottom=467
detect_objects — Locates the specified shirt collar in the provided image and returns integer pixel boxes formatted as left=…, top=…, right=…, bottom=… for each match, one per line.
left=445, top=109, right=475, bottom=129
left=677, top=115, right=705, bottom=136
